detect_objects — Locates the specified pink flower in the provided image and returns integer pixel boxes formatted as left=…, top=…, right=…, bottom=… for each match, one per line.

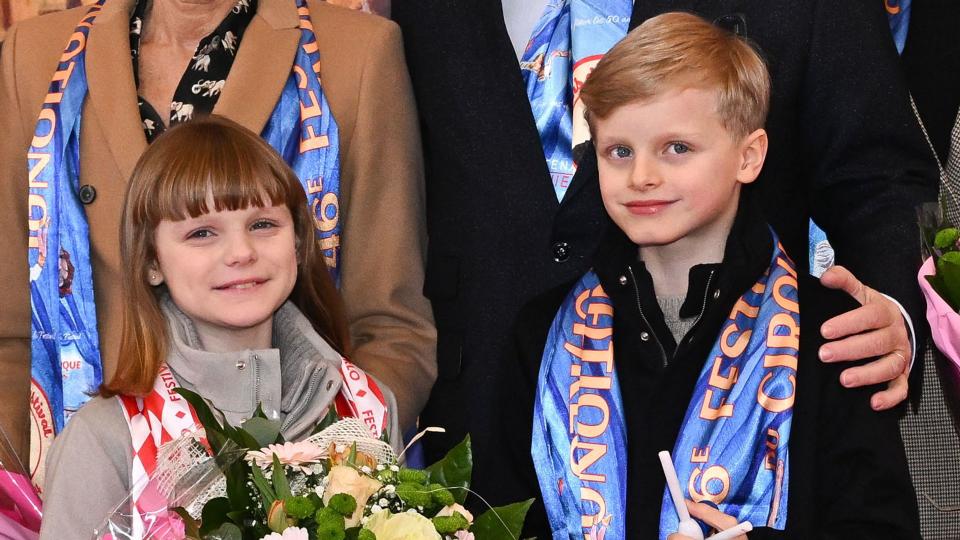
left=259, top=527, right=309, bottom=540
left=454, top=531, right=475, bottom=540
left=246, top=441, right=324, bottom=474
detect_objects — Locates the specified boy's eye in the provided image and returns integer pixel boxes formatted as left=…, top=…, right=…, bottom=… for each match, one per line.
left=666, top=142, right=690, bottom=155
left=608, top=145, right=632, bottom=159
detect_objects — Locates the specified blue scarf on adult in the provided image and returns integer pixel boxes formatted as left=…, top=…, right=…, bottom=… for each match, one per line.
left=531, top=232, right=800, bottom=539
left=27, top=0, right=341, bottom=476
left=520, top=0, right=632, bottom=202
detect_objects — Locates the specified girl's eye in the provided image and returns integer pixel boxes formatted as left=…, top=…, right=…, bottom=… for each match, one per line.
left=609, top=145, right=632, bottom=159
left=251, top=220, right=277, bottom=231
left=186, top=229, right=213, bottom=239
left=667, top=142, right=690, bottom=155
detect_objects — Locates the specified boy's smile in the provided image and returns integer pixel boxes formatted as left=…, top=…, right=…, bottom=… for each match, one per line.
left=593, top=87, right=767, bottom=260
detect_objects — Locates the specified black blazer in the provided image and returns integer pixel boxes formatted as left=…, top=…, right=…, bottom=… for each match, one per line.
left=392, top=0, right=939, bottom=490
left=494, top=204, right=921, bottom=538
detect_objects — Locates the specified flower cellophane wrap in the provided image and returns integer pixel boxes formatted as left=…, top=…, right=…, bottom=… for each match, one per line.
left=0, top=423, right=41, bottom=539
left=919, top=256, right=960, bottom=396
left=92, top=414, right=531, bottom=540
left=93, top=420, right=398, bottom=539
left=93, top=433, right=246, bottom=540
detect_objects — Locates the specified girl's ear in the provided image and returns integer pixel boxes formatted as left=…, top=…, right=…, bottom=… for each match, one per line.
left=735, top=128, right=768, bottom=185
left=147, top=263, right=165, bottom=286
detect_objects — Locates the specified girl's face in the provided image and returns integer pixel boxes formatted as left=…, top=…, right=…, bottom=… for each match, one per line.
left=150, top=198, right=298, bottom=351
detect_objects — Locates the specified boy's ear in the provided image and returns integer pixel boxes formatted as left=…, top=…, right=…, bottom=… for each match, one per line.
left=735, top=128, right=768, bottom=185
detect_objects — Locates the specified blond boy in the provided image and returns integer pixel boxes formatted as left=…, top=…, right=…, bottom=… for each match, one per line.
left=496, top=13, right=919, bottom=539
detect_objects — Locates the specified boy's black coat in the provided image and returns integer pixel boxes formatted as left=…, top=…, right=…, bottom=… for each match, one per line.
left=393, top=0, right=940, bottom=482
left=491, top=202, right=920, bottom=539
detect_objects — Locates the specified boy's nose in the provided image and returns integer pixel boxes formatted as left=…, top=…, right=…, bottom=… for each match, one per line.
left=628, top=160, right=663, bottom=190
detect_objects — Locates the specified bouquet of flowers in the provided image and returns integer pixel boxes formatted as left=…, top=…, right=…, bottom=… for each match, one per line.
left=918, top=203, right=960, bottom=396
left=95, top=388, right=531, bottom=540
left=0, top=423, right=42, bottom=540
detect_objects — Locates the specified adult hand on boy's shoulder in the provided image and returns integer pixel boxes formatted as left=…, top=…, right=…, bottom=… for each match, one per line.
left=817, top=265, right=910, bottom=411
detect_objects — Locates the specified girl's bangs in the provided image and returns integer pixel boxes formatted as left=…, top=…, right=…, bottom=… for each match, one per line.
left=140, top=130, right=292, bottom=225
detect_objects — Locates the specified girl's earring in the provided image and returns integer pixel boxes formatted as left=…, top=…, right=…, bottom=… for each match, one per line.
left=148, top=272, right=161, bottom=286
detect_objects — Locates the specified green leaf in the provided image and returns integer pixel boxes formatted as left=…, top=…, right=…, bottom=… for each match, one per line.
left=171, top=507, right=201, bottom=539
left=250, top=462, right=277, bottom=505
left=198, top=497, right=232, bottom=536
left=174, top=387, right=229, bottom=454
left=425, top=435, right=473, bottom=504
left=204, top=522, right=243, bottom=540
left=241, top=417, right=282, bottom=448
left=272, top=454, right=293, bottom=500
left=470, top=499, right=534, bottom=540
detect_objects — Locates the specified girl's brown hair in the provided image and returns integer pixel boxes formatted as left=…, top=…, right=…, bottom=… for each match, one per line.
left=102, top=115, right=351, bottom=397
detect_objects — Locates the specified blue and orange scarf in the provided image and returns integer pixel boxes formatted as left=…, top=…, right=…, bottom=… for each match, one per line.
left=521, top=0, right=632, bottom=202
left=532, top=233, right=799, bottom=539
left=27, top=0, right=342, bottom=484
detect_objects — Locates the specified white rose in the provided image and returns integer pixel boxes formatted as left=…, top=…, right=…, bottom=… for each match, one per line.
left=364, top=510, right=441, bottom=540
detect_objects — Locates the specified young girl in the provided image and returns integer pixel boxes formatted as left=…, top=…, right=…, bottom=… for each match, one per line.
left=39, top=116, right=401, bottom=539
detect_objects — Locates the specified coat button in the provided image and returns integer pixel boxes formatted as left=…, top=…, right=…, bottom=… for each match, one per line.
left=78, top=184, right=97, bottom=204
left=552, top=241, right=570, bottom=263
left=618, top=275, right=628, bottom=286
left=236, top=359, right=246, bottom=370
left=713, top=289, right=720, bottom=300
left=640, top=331, right=650, bottom=341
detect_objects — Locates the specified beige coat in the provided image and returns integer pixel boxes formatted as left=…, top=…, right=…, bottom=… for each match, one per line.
left=0, top=0, right=436, bottom=468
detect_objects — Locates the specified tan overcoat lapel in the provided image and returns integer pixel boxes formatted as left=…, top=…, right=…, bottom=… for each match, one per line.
left=214, top=0, right=300, bottom=135
left=85, top=0, right=147, bottom=185
left=83, top=0, right=300, bottom=186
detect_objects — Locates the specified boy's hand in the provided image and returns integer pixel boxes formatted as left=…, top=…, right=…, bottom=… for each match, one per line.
left=818, top=265, right=910, bottom=410
left=666, top=501, right=748, bottom=540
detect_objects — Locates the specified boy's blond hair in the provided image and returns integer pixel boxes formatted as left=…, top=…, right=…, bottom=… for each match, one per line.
left=580, top=12, right=770, bottom=139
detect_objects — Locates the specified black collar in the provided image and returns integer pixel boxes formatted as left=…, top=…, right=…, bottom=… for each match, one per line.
left=591, top=196, right=775, bottom=314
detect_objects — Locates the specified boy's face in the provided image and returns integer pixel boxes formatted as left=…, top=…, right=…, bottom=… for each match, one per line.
left=593, top=87, right=766, bottom=250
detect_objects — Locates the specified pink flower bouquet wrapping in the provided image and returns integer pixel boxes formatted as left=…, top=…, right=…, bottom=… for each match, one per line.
left=919, top=256, right=960, bottom=395
left=0, top=423, right=41, bottom=539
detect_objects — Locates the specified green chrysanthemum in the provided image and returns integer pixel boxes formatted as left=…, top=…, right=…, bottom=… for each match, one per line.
left=284, top=496, right=316, bottom=520
left=328, top=492, right=358, bottom=517
left=935, top=228, right=960, bottom=250
left=394, top=482, right=432, bottom=508
left=315, top=506, right=347, bottom=540
left=397, top=468, right=429, bottom=485
left=432, top=512, right=469, bottom=534
left=428, top=484, right=454, bottom=507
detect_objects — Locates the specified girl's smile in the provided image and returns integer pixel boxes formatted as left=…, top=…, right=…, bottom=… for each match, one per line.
left=150, top=198, right=298, bottom=352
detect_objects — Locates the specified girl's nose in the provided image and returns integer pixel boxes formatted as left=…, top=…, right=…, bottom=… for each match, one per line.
left=224, top=233, right=257, bottom=266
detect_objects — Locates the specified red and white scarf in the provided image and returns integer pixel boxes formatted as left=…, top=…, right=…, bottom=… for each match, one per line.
left=117, top=357, right=388, bottom=535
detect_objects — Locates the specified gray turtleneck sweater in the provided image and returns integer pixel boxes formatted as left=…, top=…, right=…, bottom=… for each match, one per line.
left=39, top=300, right=400, bottom=540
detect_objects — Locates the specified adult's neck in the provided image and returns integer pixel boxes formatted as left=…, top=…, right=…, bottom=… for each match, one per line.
left=141, top=0, right=237, bottom=47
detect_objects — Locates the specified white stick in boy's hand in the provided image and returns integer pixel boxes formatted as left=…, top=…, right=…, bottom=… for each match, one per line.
left=706, top=522, right=753, bottom=540
left=659, top=450, right=704, bottom=540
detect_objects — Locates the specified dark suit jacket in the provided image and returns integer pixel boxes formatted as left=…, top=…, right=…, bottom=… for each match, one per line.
left=393, top=0, right=939, bottom=500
